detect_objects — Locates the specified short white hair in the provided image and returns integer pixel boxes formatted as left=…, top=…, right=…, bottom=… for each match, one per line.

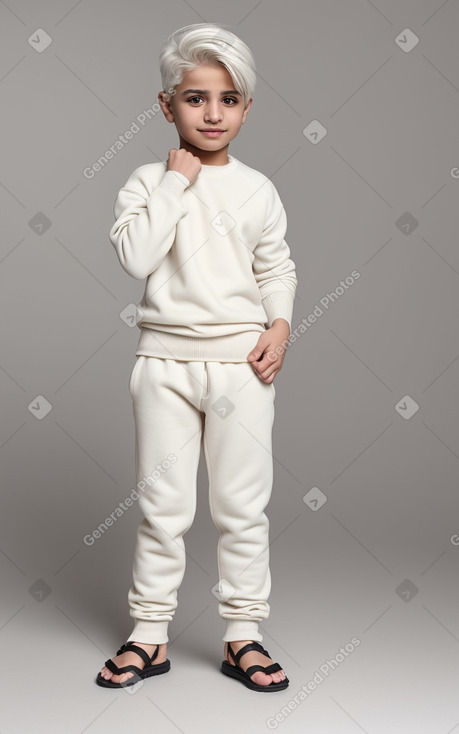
left=159, top=23, right=256, bottom=106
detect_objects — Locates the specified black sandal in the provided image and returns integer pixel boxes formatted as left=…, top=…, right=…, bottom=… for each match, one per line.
left=221, top=641, right=289, bottom=692
left=96, top=641, right=170, bottom=688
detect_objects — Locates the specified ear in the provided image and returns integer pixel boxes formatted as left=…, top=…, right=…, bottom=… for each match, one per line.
left=158, top=90, right=175, bottom=123
left=241, top=97, right=253, bottom=123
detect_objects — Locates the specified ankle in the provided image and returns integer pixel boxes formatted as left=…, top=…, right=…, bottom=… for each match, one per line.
left=227, top=639, right=252, bottom=647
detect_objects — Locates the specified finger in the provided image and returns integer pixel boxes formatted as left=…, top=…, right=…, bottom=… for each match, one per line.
left=257, top=355, right=280, bottom=375
left=253, top=364, right=278, bottom=381
left=260, top=370, right=278, bottom=383
left=259, top=363, right=280, bottom=380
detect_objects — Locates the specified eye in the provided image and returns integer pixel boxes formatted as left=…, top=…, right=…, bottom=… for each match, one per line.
left=186, top=96, right=238, bottom=105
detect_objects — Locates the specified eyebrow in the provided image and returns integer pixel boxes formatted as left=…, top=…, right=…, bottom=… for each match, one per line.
left=180, top=89, right=242, bottom=96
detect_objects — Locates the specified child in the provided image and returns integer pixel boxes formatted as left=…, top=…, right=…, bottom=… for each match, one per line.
left=96, top=22, right=297, bottom=692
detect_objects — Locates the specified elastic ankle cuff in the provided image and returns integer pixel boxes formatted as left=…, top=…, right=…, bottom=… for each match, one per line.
left=126, top=620, right=169, bottom=644
left=222, top=620, right=263, bottom=642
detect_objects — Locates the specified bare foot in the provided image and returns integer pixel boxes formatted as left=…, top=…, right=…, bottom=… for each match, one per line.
left=224, top=640, right=287, bottom=686
left=99, top=641, right=168, bottom=685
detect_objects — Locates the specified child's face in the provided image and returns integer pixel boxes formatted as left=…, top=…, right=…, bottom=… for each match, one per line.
left=159, top=62, right=252, bottom=160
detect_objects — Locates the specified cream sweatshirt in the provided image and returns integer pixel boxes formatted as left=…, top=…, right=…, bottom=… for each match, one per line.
left=109, top=154, right=297, bottom=362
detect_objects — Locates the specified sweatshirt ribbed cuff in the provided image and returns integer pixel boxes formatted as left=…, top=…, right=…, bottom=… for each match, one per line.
left=222, top=619, right=264, bottom=643
left=262, top=291, right=294, bottom=330
left=126, top=619, right=170, bottom=644
left=156, top=169, right=190, bottom=199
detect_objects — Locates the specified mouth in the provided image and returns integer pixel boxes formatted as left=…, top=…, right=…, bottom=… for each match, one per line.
left=199, top=129, right=226, bottom=136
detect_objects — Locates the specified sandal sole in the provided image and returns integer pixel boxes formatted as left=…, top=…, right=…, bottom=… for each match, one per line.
left=221, top=660, right=289, bottom=692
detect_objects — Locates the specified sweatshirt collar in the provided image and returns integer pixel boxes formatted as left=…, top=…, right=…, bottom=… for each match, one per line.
left=196, top=154, right=238, bottom=176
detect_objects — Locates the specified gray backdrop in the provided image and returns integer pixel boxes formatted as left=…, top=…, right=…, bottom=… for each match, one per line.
left=1, top=1, right=458, bottom=732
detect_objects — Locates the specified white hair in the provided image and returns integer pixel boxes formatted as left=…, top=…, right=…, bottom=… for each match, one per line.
left=159, top=23, right=256, bottom=106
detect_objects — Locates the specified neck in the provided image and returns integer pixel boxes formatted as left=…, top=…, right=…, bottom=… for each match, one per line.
left=177, top=138, right=230, bottom=166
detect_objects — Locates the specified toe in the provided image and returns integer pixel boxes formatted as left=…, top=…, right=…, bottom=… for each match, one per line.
left=116, top=672, right=133, bottom=684
left=252, top=669, right=287, bottom=686
left=99, top=663, right=134, bottom=685
left=111, top=670, right=133, bottom=685
left=251, top=670, right=274, bottom=686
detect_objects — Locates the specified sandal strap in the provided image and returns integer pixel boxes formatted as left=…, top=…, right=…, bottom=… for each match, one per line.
left=104, top=658, right=144, bottom=676
left=245, top=661, right=283, bottom=677
left=116, top=642, right=159, bottom=667
left=229, top=641, right=270, bottom=666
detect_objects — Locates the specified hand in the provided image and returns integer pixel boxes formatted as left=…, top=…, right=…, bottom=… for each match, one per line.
left=166, top=148, right=202, bottom=185
left=246, top=319, right=291, bottom=383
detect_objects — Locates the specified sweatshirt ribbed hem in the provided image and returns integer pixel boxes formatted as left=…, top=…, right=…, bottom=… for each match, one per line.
left=136, top=327, right=265, bottom=362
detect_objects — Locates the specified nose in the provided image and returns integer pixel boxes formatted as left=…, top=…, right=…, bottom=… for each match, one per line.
left=204, top=100, right=223, bottom=122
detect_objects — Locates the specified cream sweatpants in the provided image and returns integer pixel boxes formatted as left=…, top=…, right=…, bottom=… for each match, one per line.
left=124, top=355, right=276, bottom=645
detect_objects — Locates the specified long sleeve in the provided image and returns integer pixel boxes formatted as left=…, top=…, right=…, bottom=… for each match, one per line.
left=109, top=166, right=190, bottom=280
left=252, top=180, right=297, bottom=329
